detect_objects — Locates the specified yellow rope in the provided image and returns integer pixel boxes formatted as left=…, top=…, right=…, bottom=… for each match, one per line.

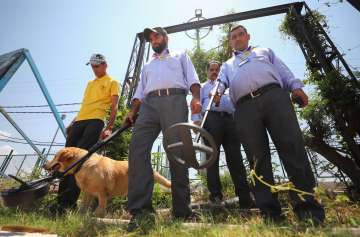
left=249, top=169, right=316, bottom=202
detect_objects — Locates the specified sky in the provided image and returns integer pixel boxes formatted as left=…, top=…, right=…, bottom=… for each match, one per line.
left=0, top=0, right=359, bottom=175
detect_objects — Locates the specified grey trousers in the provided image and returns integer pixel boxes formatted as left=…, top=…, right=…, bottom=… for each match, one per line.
left=127, top=94, right=191, bottom=217
left=235, top=87, right=324, bottom=218
left=204, top=112, right=252, bottom=205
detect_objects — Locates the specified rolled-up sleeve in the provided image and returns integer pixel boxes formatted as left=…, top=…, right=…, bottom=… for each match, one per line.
left=269, top=48, right=304, bottom=91
left=132, top=68, right=146, bottom=101
left=181, top=52, right=200, bottom=89
left=217, top=63, right=229, bottom=94
left=200, top=85, right=206, bottom=105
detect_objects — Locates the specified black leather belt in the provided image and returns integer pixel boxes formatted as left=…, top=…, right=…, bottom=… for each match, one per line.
left=237, top=83, right=280, bottom=105
left=209, top=111, right=233, bottom=117
left=147, top=88, right=186, bottom=97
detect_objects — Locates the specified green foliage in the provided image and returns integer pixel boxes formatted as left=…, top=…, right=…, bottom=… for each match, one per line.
left=188, top=48, right=218, bottom=83
left=103, top=96, right=131, bottom=161
left=279, top=11, right=328, bottom=42
left=152, top=183, right=172, bottom=208
left=219, top=171, right=238, bottom=199
left=197, top=171, right=238, bottom=200
left=279, top=8, right=360, bottom=191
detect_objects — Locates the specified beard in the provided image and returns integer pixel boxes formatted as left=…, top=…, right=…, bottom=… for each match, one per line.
left=152, top=41, right=167, bottom=54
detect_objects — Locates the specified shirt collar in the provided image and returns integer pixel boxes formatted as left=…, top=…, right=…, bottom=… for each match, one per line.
left=207, top=79, right=216, bottom=85
left=234, top=46, right=252, bottom=56
left=95, top=74, right=107, bottom=81
left=153, top=48, right=170, bottom=59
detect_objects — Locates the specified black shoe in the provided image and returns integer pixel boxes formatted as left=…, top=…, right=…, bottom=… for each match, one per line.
left=209, top=196, right=223, bottom=206
left=238, top=196, right=255, bottom=210
left=293, top=202, right=325, bottom=225
left=262, top=213, right=286, bottom=225
left=173, top=210, right=202, bottom=222
left=127, top=211, right=155, bottom=233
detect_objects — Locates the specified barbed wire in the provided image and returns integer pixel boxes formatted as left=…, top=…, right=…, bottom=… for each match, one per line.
left=5, top=111, right=79, bottom=114
left=0, top=133, right=64, bottom=145
left=1, top=103, right=81, bottom=109
left=0, top=138, right=65, bottom=147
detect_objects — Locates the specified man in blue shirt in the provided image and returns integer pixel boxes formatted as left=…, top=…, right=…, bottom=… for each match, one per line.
left=201, top=60, right=253, bottom=209
left=123, top=27, right=202, bottom=232
left=217, top=25, right=324, bottom=223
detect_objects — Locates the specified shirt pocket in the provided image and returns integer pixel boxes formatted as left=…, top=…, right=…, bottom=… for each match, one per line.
left=167, top=57, right=182, bottom=71
left=249, top=55, right=270, bottom=64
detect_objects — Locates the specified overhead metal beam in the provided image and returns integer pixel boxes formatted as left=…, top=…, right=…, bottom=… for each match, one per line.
left=346, top=0, right=360, bottom=12
left=124, top=2, right=306, bottom=104
left=0, top=53, right=26, bottom=93
left=139, top=2, right=304, bottom=36
left=24, top=50, right=66, bottom=137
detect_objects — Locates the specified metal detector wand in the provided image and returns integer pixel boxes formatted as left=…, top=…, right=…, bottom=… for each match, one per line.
left=194, top=80, right=221, bottom=142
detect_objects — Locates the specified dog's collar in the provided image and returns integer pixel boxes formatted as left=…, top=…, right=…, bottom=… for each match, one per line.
left=72, top=156, right=91, bottom=175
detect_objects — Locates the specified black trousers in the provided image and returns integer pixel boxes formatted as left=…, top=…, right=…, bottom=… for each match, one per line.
left=127, top=95, right=191, bottom=218
left=204, top=111, right=252, bottom=206
left=57, top=119, right=104, bottom=209
left=235, top=87, right=324, bottom=219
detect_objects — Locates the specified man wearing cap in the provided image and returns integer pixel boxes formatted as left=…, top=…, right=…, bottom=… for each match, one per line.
left=216, top=25, right=325, bottom=223
left=54, top=53, right=120, bottom=214
left=123, top=27, right=201, bottom=231
left=201, top=60, right=253, bottom=208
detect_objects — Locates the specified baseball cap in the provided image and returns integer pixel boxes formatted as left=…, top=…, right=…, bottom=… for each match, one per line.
left=86, top=53, right=107, bottom=66
left=143, top=27, right=167, bottom=42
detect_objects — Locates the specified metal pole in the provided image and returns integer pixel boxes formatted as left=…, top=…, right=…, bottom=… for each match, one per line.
left=194, top=80, right=221, bottom=142
left=23, top=50, right=66, bottom=137
left=15, top=154, right=27, bottom=177
left=45, top=114, right=66, bottom=159
left=0, top=106, right=45, bottom=161
left=196, top=28, right=200, bottom=50
left=0, top=150, right=14, bottom=176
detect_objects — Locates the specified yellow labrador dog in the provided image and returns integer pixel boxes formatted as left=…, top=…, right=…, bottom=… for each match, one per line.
left=44, top=147, right=171, bottom=217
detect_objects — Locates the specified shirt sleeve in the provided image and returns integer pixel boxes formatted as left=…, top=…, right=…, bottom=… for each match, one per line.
left=110, top=80, right=120, bottom=96
left=132, top=67, right=146, bottom=101
left=217, top=63, right=229, bottom=94
left=180, top=52, right=200, bottom=90
left=268, top=48, right=304, bottom=91
left=201, top=84, right=208, bottom=105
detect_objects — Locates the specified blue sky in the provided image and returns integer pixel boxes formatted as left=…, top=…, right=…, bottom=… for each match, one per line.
left=0, top=0, right=359, bottom=174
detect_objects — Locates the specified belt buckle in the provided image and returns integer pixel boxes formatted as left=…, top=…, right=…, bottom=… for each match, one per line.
left=250, top=90, right=260, bottom=98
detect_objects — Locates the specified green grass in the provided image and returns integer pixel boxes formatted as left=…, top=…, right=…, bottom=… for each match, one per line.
left=1, top=178, right=360, bottom=236
left=1, top=194, right=360, bottom=237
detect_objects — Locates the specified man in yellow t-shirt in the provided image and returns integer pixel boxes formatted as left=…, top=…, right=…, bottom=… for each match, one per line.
left=54, top=53, right=120, bottom=214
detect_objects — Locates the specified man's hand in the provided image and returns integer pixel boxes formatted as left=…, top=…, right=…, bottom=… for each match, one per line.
left=190, top=84, right=201, bottom=114
left=123, top=111, right=137, bottom=126
left=209, top=92, right=221, bottom=107
left=291, top=88, right=308, bottom=108
left=123, top=99, right=141, bottom=127
left=190, top=97, right=202, bottom=114
left=100, top=126, right=112, bottom=140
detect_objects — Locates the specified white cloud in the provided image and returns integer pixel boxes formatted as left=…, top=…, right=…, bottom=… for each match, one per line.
left=0, top=130, right=11, bottom=139
left=0, top=145, right=17, bottom=155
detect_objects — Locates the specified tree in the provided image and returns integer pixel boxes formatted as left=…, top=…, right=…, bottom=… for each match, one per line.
left=280, top=10, right=360, bottom=192
left=103, top=96, right=132, bottom=161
